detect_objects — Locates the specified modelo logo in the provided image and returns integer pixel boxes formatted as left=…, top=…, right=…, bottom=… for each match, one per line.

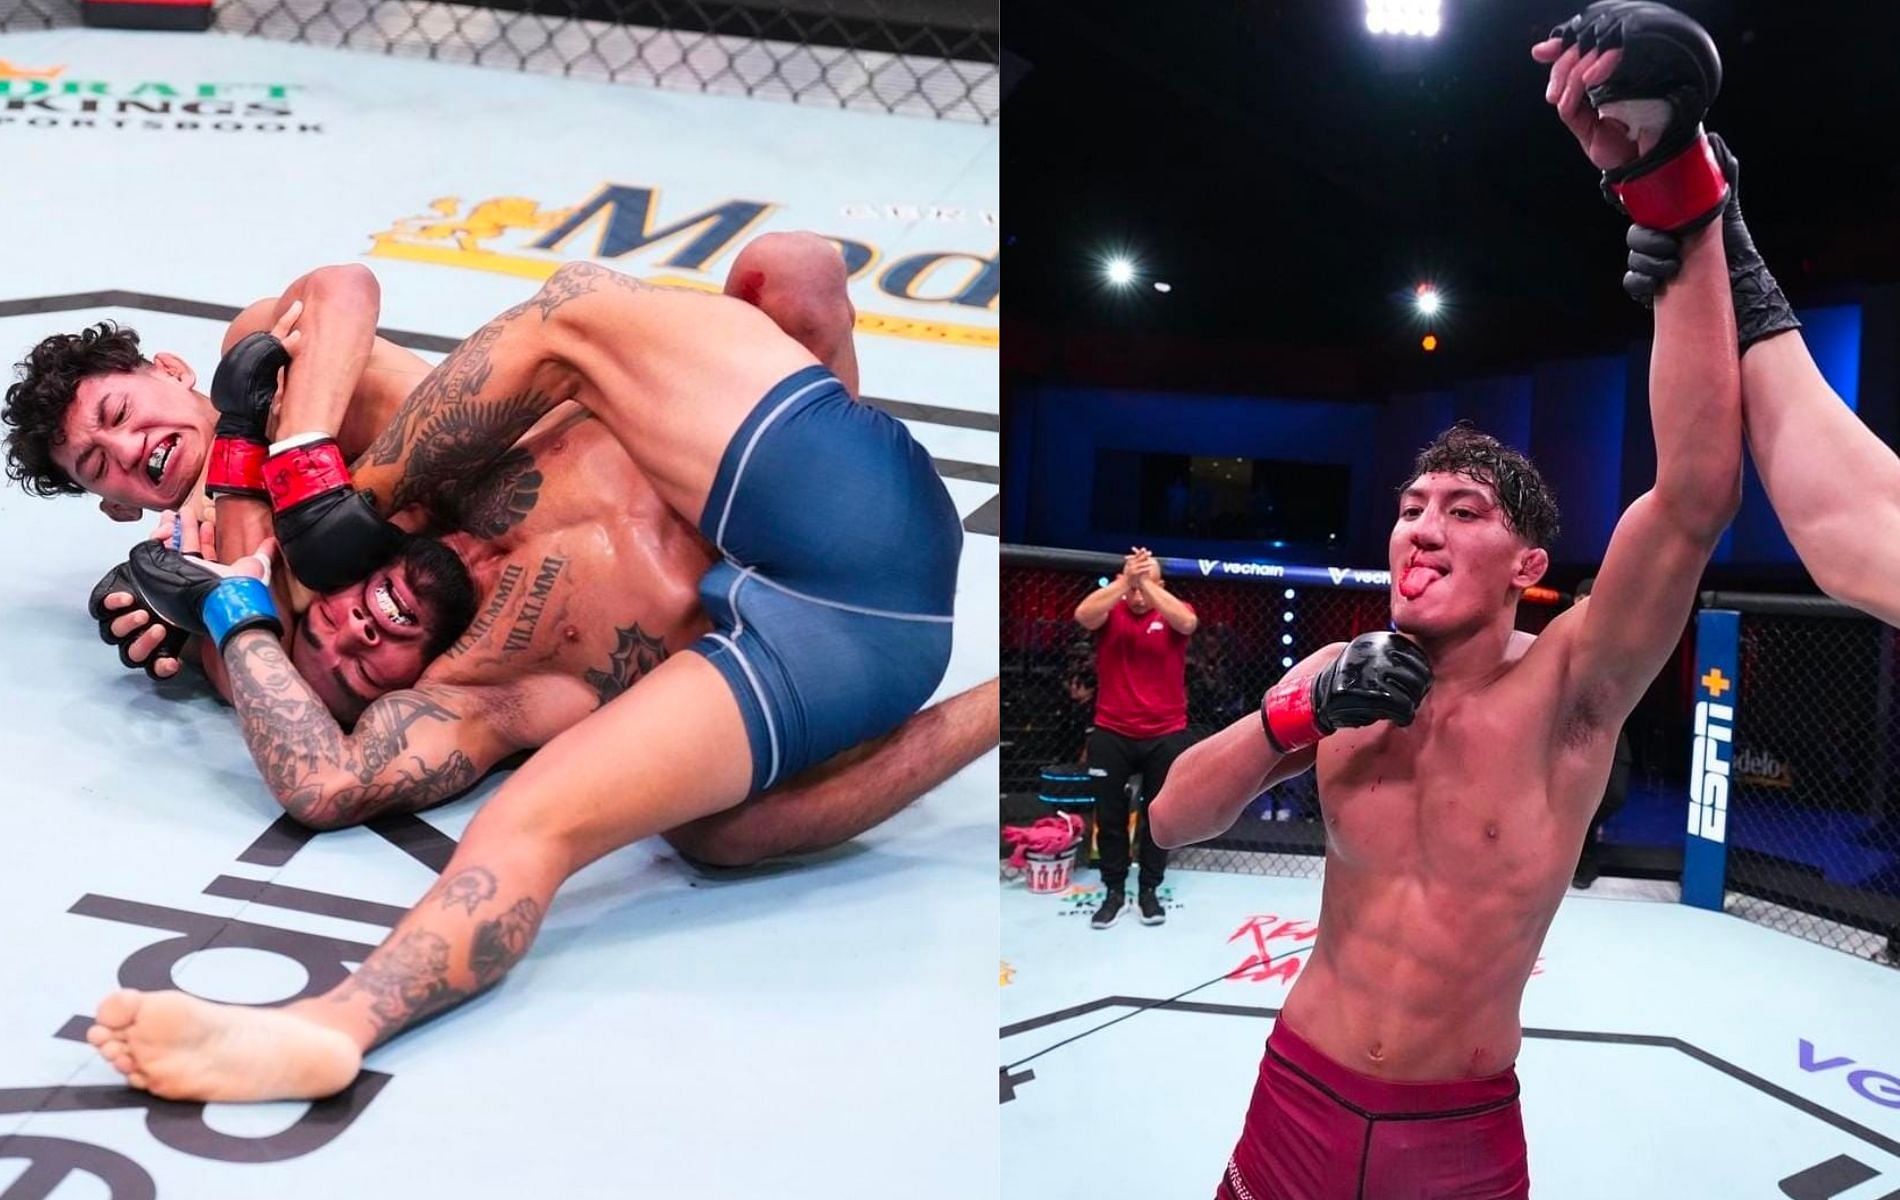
left=1689, top=699, right=1733, bottom=842
left=1799, top=1039, right=1900, bottom=1110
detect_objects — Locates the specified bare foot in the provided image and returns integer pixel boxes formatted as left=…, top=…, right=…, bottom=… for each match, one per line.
left=87, top=989, right=362, bottom=1102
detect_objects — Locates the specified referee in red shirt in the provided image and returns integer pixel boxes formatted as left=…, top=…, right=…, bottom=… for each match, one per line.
left=1073, top=547, right=1199, bottom=928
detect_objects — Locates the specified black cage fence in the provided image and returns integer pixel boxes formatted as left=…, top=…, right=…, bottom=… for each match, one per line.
left=1000, top=545, right=1562, bottom=881
left=0, top=0, right=999, bottom=122
left=1705, top=593, right=1900, bottom=964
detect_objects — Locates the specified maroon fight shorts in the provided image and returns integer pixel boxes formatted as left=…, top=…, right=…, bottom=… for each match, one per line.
left=1217, top=1020, right=1529, bottom=1200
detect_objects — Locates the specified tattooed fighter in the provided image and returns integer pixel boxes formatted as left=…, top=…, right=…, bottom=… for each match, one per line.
left=5, top=233, right=857, bottom=680
left=89, top=244, right=971, bottom=1103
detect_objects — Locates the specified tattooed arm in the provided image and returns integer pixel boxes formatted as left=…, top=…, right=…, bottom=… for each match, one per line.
left=339, top=277, right=598, bottom=518
left=219, top=629, right=522, bottom=829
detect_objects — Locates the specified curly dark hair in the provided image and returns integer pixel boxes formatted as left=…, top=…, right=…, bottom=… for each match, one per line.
left=1400, top=422, right=1560, bottom=549
left=3, top=322, right=149, bottom=498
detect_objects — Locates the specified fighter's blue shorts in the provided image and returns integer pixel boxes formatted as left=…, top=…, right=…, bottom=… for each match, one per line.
left=689, top=366, right=961, bottom=794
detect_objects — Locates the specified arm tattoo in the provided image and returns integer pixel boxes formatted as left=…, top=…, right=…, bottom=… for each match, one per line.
left=356, top=262, right=655, bottom=514
left=584, top=623, right=670, bottom=707
left=387, top=390, right=557, bottom=514
left=358, top=305, right=562, bottom=510
left=222, top=632, right=481, bottom=827
left=443, top=447, right=543, bottom=538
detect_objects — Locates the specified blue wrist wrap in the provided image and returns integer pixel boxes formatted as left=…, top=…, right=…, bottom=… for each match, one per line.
left=203, top=576, right=279, bottom=648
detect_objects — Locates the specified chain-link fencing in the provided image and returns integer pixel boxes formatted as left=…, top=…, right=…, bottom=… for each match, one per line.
left=0, top=0, right=998, bottom=122
left=1704, top=593, right=1900, bottom=965
left=1001, top=545, right=1563, bottom=881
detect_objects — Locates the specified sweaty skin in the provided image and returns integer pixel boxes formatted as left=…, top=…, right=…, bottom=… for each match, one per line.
left=1155, top=213, right=1741, bottom=1082
left=254, top=407, right=718, bottom=828
left=89, top=248, right=987, bottom=1104
left=93, top=234, right=861, bottom=679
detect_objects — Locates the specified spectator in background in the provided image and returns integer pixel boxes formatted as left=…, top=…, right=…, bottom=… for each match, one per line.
left=1060, top=636, right=1098, bottom=762
left=1572, top=576, right=1631, bottom=888
left=1074, top=547, right=1199, bottom=927
left=1188, top=622, right=1248, bottom=732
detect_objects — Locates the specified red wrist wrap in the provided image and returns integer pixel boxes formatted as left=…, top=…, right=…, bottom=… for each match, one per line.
left=1261, top=674, right=1322, bottom=754
left=1611, top=134, right=1727, bottom=233
left=205, top=437, right=266, bottom=496
left=265, top=440, right=351, bottom=511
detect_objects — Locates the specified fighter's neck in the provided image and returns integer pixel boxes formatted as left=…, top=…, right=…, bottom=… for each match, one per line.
left=438, top=529, right=508, bottom=594
left=1412, top=609, right=1522, bottom=691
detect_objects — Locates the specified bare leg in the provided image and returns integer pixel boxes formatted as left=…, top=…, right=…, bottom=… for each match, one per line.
left=90, top=652, right=755, bottom=1102
left=667, top=678, right=998, bottom=867
left=723, top=231, right=861, bottom=399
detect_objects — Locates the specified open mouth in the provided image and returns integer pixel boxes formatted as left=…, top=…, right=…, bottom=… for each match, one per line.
left=370, top=575, right=418, bottom=629
left=145, top=433, right=180, bottom=487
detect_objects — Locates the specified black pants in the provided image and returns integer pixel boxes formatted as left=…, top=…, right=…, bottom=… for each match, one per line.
left=1088, top=727, right=1193, bottom=891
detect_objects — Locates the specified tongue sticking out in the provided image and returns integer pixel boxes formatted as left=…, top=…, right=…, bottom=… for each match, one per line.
left=1399, top=566, right=1440, bottom=601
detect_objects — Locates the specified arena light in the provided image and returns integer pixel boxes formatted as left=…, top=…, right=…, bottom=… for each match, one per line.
left=1153, top=281, right=1172, bottom=293
left=1282, top=656, right=1296, bottom=668
left=1281, top=634, right=1293, bottom=646
left=1105, top=257, right=1136, bottom=286
left=1366, top=0, right=1441, bottom=37
left=1283, top=588, right=1295, bottom=600
left=1422, top=333, right=1439, bottom=352
left=1414, top=283, right=1440, bottom=316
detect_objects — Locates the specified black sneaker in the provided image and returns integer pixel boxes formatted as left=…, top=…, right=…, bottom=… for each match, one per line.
left=1573, top=855, right=1600, bottom=890
left=1090, top=889, right=1125, bottom=929
left=1138, top=888, right=1166, bottom=926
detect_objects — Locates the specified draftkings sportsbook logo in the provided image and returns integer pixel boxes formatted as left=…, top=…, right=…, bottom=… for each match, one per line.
left=369, top=187, right=999, bottom=349
left=0, top=60, right=314, bottom=134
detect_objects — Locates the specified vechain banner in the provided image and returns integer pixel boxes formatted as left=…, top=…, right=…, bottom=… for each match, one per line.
left=1161, top=556, right=1392, bottom=590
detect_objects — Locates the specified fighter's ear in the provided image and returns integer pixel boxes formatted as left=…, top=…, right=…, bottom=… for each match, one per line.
left=149, top=352, right=196, bottom=391
left=1515, top=546, right=1550, bottom=590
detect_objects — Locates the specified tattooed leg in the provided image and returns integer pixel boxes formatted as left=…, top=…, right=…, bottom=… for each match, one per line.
left=84, top=839, right=560, bottom=1102
left=88, top=652, right=755, bottom=1103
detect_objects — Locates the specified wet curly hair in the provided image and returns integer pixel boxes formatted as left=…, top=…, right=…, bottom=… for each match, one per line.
left=3, top=322, right=148, bottom=498
left=1400, top=422, right=1560, bottom=549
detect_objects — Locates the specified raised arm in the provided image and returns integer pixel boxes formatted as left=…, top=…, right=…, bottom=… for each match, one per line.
left=1135, top=573, right=1198, bottom=636
left=1555, top=221, right=1740, bottom=714
left=218, top=628, right=518, bottom=829
left=226, top=266, right=385, bottom=444
left=1074, top=572, right=1128, bottom=631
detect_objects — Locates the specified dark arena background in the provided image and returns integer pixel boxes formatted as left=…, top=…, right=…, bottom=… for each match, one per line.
left=1000, top=7, right=1900, bottom=1196
left=1001, top=0, right=1900, bottom=966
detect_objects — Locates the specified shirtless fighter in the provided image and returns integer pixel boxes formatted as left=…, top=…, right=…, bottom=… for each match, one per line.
left=1539, top=1, right=1900, bottom=628
left=3, top=233, right=853, bottom=678
left=83, top=253, right=970, bottom=1102
left=130, top=340, right=994, bottom=865
left=1151, top=12, right=1742, bottom=1196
